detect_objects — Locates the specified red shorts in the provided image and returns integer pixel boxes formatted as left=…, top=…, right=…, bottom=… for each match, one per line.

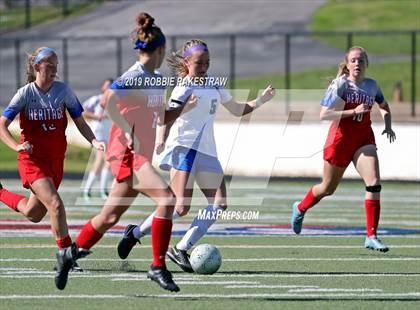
left=109, top=149, right=149, bottom=183
left=323, top=129, right=376, bottom=168
left=17, top=155, right=64, bottom=189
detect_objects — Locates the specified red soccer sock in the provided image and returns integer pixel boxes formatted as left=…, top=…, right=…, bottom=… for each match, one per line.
left=0, top=188, right=25, bottom=211
left=151, top=217, right=172, bottom=268
left=76, top=220, right=103, bottom=250
left=365, top=199, right=381, bottom=237
left=56, top=235, right=72, bottom=249
left=298, top=187, right=320, bottom=213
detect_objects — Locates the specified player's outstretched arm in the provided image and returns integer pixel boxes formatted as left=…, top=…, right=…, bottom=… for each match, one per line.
left=0, top=116, right=33, bottom=153
left=73, top=116, right=105, bottom=151
left=378, top=101, right=396, bottom=143
left=222, top=85, right=275, bottom=116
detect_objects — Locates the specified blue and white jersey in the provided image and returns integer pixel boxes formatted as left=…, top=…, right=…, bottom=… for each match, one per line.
left=82, top=94, right=111, bottom=143
left=2, top=81, right=83, bottom=156
left=321, top=75, right=384, bottom=108
left=321, top=75, right=385, bottom=130
left=164, top=77, right=232, bottom=156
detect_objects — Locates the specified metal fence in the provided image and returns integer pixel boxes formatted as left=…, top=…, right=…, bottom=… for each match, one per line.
left=0, top=0, right=102, bottom=30
left=0, top=30, right=418, bottom=115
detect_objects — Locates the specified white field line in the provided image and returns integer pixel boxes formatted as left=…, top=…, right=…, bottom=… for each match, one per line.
left=288, top=288, right=383, bottom=293
left=1, top=272, right=420, bottom=279
left=225, top=285, right=320, bottom=289
left=0, top=293, right=419, bottom=300
left=1, top=257, right=419, bottom=263
left=1, top=234, right=419, bottom=239
left=1, top=244, right=419, bottom=249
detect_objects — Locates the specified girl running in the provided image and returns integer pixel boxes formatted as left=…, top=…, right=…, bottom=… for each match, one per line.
left=73, top=12, right=195, bottom=292
left=117, top=39, right=275, bottom=273
left=290, top=46, right=396, bottom=252
left=0, top=47, right=105, bottom=290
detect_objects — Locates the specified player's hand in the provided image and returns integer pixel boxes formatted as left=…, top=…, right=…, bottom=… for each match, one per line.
left=16, top=141, right=33, bottom=154
left=155, top=141, right=165, bottom=155
left=92, top=139, right=106, bottom=152
left=354, top=103, right=370, bottom=115
left=382, top=128, right=396, bottom=143
left=124, top=132, right=135, bottom=153
left=260, top=85, right=276, bottom=104
left=182, top=94, right=198, bottom=114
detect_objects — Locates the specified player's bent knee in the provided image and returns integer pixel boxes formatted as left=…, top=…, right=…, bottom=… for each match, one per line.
left=366, top=184, right=381, bottom=193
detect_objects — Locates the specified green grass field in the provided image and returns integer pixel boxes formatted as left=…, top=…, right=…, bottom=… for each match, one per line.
left=235, top=60, right=419, bottom=103
left=0, top=179, right=419, bottom=309
left=311, top=0, right=420, bottom=55
left=0, top=1, right=103, bottom=32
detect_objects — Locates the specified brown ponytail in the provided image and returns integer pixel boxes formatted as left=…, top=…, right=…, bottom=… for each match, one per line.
left=25, top=48, right=42, bottom=83
left=131, top=12, right=164, bottom=52
left=167, top=39, right=208, bottom=78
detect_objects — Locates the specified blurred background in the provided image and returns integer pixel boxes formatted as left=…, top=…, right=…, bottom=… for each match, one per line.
left=0, top=0, right=419, bottom=180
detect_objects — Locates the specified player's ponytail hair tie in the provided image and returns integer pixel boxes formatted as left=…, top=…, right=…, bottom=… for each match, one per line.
left=134, top=33, right=166, bottom=50
left=33, top=47, right=56, bottom=64
left=183, top=44, right=209, bottom=58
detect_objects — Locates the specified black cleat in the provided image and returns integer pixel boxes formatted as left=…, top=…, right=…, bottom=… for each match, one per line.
left=54, top=242, right=78, bottom=290
left=54, top=260, right=84, bottom=272
left=117, top=224, right=140, bottom=259
left=147, top=265, right=180, bottom=292
left=0, top=181, right=3, bottom=189
left=167, top=246, right=194, bottom=273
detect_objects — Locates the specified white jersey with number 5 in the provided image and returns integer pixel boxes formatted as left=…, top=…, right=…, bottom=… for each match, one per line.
left=165, top=79, right=232, bottom=156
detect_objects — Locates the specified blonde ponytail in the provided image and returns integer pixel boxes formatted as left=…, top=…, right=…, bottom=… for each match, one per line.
left=167, top=39, right=208, bottom=78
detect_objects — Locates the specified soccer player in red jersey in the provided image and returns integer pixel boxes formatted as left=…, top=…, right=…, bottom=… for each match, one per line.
left=290, top=46, right=396, bottom=252
left=0, top=47, right=105, bottom=289
left=74, top=12, right=194, bottom=292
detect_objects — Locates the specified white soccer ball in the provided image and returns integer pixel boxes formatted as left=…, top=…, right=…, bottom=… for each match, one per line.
left=190, top=244, right=222, bottom=274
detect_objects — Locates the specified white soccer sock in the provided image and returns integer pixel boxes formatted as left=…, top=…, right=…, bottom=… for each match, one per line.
left=84, top=172, right=97, bottom=193
left=132, top=210, right=181, bottom=239
left=176, top=205, right=223, bottom=251
left=99, top=168, right=111, bottom=194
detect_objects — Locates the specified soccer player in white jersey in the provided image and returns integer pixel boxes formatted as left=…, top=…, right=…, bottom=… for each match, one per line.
left=82, top=78, right=113, bottom=200
left=290, top=46, right=396, bottom=252
left=0, top=47, right=105, bottom=289
left=117, top=39, right=275, bottom=272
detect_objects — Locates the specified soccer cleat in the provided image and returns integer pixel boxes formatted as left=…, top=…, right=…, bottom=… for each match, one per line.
left=77, top=248, right=92, bottom=259
left=54, top=242, right=78, bottom=290
left=100, top=191, right=108, bottom=200
left=291, top=201, right=305, bottom=234
left=54, top=260, right=84, bottom=272
left=0, top=181, right=3, bottom=189
left=117, top=224, right=140, bottom=259
left=83, top=190, right=91, bottom=202
left=365, top=236, right=389, bottom=252
left=147, top=265, right=180, bottom=292
left=167, top=246, right=194, bottom=273
left=70, top=261, right=83, bottom=272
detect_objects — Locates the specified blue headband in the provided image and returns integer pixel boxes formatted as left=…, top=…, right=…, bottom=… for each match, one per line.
left=134, top=33, right=166, bottom=50
left=34, top=47, right=56, bottom=64
left=183, top=44, right=209, bottom=58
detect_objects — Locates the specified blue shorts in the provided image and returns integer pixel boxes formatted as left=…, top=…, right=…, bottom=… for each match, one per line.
left=160, top=146, right=223, bottom=174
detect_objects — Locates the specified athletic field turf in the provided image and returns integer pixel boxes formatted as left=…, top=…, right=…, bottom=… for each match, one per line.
left=0, top=179, right=419, bottom=309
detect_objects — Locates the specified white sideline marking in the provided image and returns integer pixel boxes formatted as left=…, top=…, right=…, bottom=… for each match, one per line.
left=1, top=244, right=419, bottom=249
left=1, top=273, right=419, bottom=279
left=225, top=285, right=320, bottom=289
left=1, top=257, right=419, bottom=262
left=0, top=293, right=419, bottom=300
left=288, top=288, right=383, bottom=293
